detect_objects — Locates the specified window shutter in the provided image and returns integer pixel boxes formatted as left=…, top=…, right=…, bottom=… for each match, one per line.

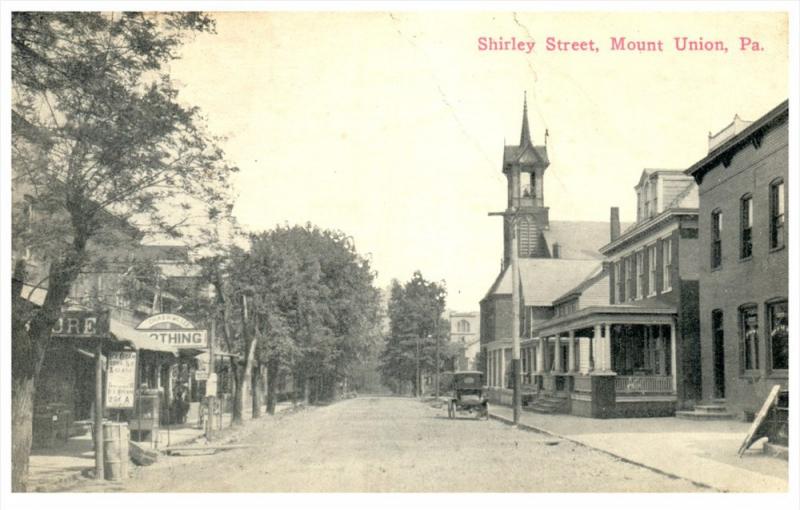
left=609, top=262, right=616, bottom=304
left=619, top=260, right=626, bottom=302
left=642, top=248, right=650, bottom=297
left=655, top=239, right=663, bottom=294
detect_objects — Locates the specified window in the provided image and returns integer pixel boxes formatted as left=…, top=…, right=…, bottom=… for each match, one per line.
left=768, top=301, right=788, bottom=371
left=739, top=305, right=760, bottom=372
left=770, top=179, right=785, bottom=249
left=457, top=320, right=470, bottom=333
left=626, top=256, right=635, bottom=301
left=711, top=210, right=722, bottom=269
left=648, top=245, right=657, bottom=295
left=662, top=238, right=672, bottom=291
left=615, top=261, right=624, bottom=303
left=740, top=195, right=753, bottom=259
left=636, top=250, right=644, bottom=298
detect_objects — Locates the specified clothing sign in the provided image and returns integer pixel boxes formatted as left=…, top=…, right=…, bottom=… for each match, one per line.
left=106, top=351, right=137, bottom=409
left=136, top=313, right=208, bottom=348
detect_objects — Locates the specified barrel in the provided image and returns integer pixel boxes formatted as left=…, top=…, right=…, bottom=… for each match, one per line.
left=103, top=422, right=130, bottom=481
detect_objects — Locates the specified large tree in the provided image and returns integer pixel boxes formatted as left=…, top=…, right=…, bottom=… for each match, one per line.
left=379, top=271, right=451, bottom=396
left=11, top=12, right=236, bottom=491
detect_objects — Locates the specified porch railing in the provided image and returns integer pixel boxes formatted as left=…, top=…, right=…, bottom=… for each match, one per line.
left=615, top=375, right=673, bottom=394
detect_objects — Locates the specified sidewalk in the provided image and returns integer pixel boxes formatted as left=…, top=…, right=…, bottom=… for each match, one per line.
left=489, top=404, right=788, bottom=492
left=27, top=402, right=295, bottom=492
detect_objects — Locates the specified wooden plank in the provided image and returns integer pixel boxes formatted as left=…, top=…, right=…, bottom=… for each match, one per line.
left=164, top=443, right=257, bottom=453
left=738, top=384, right=781, bottom=457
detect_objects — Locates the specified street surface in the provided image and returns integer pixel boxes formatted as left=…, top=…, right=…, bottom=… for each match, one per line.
left=74, top=397, right=709, bottom=492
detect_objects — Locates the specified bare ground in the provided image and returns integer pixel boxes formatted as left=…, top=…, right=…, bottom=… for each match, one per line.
left=69, top=397, right=712, bottom=492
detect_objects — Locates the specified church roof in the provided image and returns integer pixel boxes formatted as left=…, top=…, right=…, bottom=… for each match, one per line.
left=486, top=258, right=601, bottom=306
left=503, top=144, right=549, bottom=167
left=543, top=220, right=633, bottom=260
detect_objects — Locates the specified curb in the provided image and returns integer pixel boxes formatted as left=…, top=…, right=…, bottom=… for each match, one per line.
left=488, top=411, right=718, bottom=492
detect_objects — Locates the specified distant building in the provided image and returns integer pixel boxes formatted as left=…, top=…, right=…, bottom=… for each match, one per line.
left=448, top=311, right=480, bottom=370
left=686, top=100, right=788, bottom=420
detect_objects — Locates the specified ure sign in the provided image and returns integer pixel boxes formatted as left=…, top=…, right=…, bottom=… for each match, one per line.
left=106, top=351, right=137, bottom=409
left=52, top=310, right=110, bottom=338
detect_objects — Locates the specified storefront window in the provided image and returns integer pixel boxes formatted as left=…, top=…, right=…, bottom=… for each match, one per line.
left=739, top=305, right=759, bottom=372
left=768, top=301, right=788, bottom=371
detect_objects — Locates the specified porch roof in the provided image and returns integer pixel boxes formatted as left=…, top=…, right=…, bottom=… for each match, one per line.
left=533, top=303, right=676, bottom=337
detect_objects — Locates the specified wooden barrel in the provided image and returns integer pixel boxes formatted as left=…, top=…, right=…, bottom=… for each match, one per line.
left=103, top=422, right=130, bottom=481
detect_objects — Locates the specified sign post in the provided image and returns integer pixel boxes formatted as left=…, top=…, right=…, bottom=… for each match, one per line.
left=94, top=340, right=104, bottom=480
left=52, top=310, right=112, bottom=481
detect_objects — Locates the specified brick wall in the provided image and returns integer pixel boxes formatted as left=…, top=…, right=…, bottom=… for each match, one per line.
left=696, top=118, right=788, bottom=417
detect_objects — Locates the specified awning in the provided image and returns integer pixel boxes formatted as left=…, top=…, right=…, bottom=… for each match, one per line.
left=534, top=304, right=677, bottom=338
left=110, top=320, right=179, bottom=355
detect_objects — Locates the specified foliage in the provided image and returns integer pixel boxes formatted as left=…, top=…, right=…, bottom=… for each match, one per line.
left=379, top=271, right=455, bottom=394
left=10, top=12, right=235, bottom=491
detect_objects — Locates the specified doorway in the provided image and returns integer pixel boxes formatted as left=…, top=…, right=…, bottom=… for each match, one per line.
left=712, top=310, right=725, bottom=399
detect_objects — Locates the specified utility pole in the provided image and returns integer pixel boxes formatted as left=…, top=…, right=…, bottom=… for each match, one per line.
left=434, top=331, right=440, bottom=399
left=489, top=210, right=526, bottom=425
left=415, top=336, right=421, bottom=398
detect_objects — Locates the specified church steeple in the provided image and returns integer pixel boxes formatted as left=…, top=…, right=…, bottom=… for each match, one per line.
left=520, top=91, right=531, bottom=147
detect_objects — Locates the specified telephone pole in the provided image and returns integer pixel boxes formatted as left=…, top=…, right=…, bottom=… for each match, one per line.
left=489, top=209, right=527, bottom=425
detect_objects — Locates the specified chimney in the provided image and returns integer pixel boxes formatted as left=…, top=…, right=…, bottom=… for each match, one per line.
left=552, top=242, right=561, bottom=259
left=610, top=207, right=620, bottom=242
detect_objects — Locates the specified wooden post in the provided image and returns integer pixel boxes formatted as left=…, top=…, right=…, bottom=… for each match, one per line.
left=94, top=340, right=104, bottom=480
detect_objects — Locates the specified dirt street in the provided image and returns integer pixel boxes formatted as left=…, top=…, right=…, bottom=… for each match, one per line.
left=73, top=397, right=711, bottom=492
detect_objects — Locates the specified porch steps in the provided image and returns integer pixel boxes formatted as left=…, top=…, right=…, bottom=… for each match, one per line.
left=675, top=402, right=735, bottom=421
left=525, top=394, right=569, bottom=414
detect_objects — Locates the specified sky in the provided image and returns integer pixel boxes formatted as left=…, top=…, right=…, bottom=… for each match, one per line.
left=165, top=10, right=789, bottom=311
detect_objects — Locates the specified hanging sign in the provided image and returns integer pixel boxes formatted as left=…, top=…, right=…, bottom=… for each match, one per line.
left=106, top=351, right=137, bottom=408
left=195, top=352, right=210, bottom=381
left=136, top=313, right=208, bottom=348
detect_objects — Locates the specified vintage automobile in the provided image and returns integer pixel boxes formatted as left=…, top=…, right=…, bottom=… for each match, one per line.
left=446, top=371, right=489, bottom=420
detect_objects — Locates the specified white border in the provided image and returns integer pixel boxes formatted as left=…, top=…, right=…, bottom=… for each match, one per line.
left=1, top=2, right=799, bottom=510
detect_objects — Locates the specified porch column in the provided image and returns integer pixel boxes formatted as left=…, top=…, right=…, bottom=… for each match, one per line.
left=554, top=335, right=562, bottom=373
left=593, top=324, right=601, bottom=371
left=567, top=330, right=576, bottom=373
left=536, top=338, right=544, bottom=372
left=603, top=323, right=613, bottom=373
left=500, top=349, right=506, bottom=388
left=578, top=337, right=591, bottom=374
left=670, top=319, right=678, bottom=393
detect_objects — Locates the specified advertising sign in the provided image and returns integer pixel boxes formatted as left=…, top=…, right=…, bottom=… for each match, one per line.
left=106, top=350, right=137, bottom=409
left=136, top=313, right=208, bottom=349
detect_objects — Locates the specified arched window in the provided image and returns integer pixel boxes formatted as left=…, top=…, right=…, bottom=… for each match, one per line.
left=457, top=320, right=470, bottom=333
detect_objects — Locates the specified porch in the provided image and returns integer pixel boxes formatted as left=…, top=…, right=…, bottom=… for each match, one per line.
left=522, top=305, right=679, bottom=417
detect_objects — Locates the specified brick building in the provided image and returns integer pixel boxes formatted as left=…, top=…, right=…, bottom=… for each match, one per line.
left=686, top=99, right=788, bottom=419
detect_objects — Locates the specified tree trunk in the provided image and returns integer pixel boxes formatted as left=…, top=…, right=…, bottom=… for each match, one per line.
left=230, top=360, right=242, bottom=424
left=266, top=357, right=278, bottom=415
left=251, top=364, right=262, bottom=418
left=11, top=376, right=35, bottom=492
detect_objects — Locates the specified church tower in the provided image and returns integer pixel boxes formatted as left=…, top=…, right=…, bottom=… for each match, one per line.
left=502, top=94, right=551, bottom=267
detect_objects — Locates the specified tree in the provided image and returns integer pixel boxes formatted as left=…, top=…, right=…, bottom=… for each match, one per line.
left=11, top=12, right=235, bottom=491
left=379, top=271, right=451, bottom=396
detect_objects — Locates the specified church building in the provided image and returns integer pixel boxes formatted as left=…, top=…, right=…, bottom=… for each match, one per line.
left=479, top=97, right=623, bottom=406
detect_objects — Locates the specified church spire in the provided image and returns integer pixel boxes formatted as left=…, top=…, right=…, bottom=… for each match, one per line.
left=520, top=91, right=532, bottom=147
